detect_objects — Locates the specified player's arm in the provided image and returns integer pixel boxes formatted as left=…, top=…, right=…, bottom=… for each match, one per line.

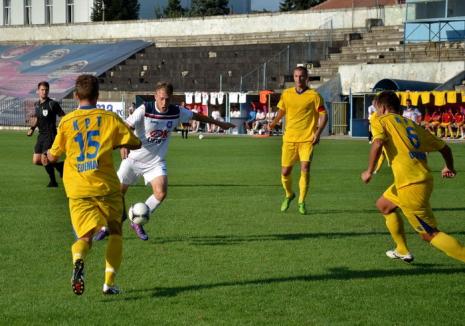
left=361, top=138, right=384, bottom=184
left=192, top=112, right=235, bottom=130
left=439, top=144, right=456, bottom=178
left=313, top=111, right=328, bottom=145
left=27, top=116, right=38, bottom=136
left=268, top=109, right=285, bottom=130
left=54, top=101, right=66, bottom=117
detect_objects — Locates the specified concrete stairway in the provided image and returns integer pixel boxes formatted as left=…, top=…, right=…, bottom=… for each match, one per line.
left=308, top=25, right=465, bottom=88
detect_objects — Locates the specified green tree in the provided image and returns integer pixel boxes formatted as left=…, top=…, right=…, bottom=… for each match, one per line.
left=91, top=0, right=139, bottom=22
left=279, top=0, right=295, bottom=11
left=280, top=0, right=325, bottom=11
left=164, top=0, right=186, bottom=18
left=189, top=0, right=230, bottom=17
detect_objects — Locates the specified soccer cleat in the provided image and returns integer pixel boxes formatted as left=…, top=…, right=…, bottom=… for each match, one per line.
left=94, top=227, right=109, bottom=241
left=47, top=181, right=58, bottom=188
left=386, top=249, right=414, bottom=263
left=103, top=284, right=121, bottom=295
left=71, top=259, right=85, bottom=295
left=280, top=193, right=295, bottom=212
left=298, top=203, right=307, bottom=215
left=130, top=222, right=148, bottom=241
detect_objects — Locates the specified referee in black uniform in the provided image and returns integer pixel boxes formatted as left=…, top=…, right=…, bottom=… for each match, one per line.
left=27, top=81, right=66, bottom=187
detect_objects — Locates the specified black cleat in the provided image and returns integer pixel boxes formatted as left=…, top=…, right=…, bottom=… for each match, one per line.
left=72, top=259, right=85, bottom=295
left=47, top=181, right=58, bottom=188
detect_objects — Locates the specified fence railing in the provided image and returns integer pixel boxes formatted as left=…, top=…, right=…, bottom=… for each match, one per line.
left=239, top=19, right=335, bottom=92
left=0, top=98, right=78, bottom=127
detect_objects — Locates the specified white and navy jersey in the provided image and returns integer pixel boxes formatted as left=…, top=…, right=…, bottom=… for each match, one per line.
left=126, top=101, right=193, bottom=163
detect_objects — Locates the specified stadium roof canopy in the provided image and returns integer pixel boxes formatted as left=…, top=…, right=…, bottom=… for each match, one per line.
left=372, top=78, right=441, bottom=92
left=0, top=40, right=151, bottom=100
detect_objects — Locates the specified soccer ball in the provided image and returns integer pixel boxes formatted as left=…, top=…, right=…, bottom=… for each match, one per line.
left=198, top=134, right=204, bottom=140
left=129, top=202, right=150, bottom=225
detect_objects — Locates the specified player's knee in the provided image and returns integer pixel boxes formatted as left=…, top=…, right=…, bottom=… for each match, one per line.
left=376, top=199, right=395, bottom=215
left=420, top=231, right=438, bottom=242
left=281, top=167, right=292, bottom=176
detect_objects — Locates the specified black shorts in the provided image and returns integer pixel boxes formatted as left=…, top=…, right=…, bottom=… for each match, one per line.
left=34, top=133, right=56, bottom=154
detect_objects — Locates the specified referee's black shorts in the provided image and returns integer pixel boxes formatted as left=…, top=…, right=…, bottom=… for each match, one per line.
left=34, top=133, right=56, bottom=154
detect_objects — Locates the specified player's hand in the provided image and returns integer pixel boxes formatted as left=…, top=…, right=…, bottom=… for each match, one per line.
left=26, top=129, right=34, bottom=136
left=441, top=167, right=456, bottom=178
left=361, top=170, right=373, bottom=184
left=120, top=147, right=129, bottom=159
left=312, top=134, right=321, bottom=145
left=42, top=152, right=49, bottom=166
left=219, top=122, right=235, bottom=130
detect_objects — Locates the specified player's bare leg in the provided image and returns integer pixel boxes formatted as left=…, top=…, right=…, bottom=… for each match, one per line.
left=376, top=196, right=413, bottom=262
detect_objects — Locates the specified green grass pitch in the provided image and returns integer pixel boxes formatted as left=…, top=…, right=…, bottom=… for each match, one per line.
left=1, top=130, right=465, bottom=325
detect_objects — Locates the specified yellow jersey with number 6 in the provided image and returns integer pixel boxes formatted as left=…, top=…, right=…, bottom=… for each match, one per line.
left=371, top=113, right=445, bottom=189
left=49, top=108, right=141, bottom=199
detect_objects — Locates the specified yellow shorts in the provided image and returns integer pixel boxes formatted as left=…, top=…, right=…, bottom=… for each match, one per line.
left=69, top=192, right=123, bottom=238
left=440, top=122, right=451, bottom=127
left=281, top=141, right=314, bottom=167
left=383, top=182, right=438, bottom=234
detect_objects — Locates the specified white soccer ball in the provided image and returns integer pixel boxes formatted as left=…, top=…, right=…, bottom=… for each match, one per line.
left=129, top=202, right=150, bottom=225
left=198, top=134, right=204, bottom=140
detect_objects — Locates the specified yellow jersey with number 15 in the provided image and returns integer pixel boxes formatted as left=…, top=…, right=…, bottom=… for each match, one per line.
left=49, top=108, right=141, bottom=199
left=277, top=87, right=326, bottom=143
left=371, top=113, right=445, bottom=189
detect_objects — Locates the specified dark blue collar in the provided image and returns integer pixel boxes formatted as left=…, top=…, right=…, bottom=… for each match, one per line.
left=79, top=105, right=97, bottom=110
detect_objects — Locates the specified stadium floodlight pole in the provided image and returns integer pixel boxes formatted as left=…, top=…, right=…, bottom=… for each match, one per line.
left=219, top=74, right=223, bottom=92
left=239, top=76, right=243, bottom=92
left=102, top=1, right=105, bottom=22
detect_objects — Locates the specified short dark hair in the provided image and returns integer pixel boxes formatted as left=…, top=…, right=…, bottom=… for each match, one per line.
left=75, top=74, right=99, bottom=101
left=37, top=81, right=49, bottom=89
left=154, top=82, right=173, bottom=96
left=406, top=99, right=412, bottom=104
left=293, top=66, right=308, bottom=76
left=375, top=91, right=400, bottom=113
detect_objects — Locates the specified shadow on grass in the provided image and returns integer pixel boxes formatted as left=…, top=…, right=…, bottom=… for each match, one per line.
left=152, top=231, right=398, bottom=246
left=151, top=229, right=465, bottom=246
left=102, top=265, right=464, bottom=302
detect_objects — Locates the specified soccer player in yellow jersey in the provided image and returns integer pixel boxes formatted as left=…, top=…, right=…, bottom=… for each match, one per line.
left=269, top=66, right=328, bottom=215
left=361, top=91, right=465, bottom=264
left=46, top=75, right=141, bottom=295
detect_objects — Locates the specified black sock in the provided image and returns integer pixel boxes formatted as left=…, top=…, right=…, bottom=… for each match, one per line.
left=44, top=165, right=57, bottom=183
left=55, top=161, right=64, bottom=178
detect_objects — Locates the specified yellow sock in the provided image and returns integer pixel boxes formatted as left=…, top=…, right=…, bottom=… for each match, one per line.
left=71, top=239, right=90, bottom=263
left=298, top=172, right=309, bottom=203
left=384, top=212, right=409, bottom=255
left=105, top=235, right=123, bottom=286
left=281, top=174, right=293, bottom=198
left=430, top=232, right=465, bottom=263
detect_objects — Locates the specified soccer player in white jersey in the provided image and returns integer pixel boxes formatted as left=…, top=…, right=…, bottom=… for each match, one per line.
left=96, top=82, right=235, bottom=240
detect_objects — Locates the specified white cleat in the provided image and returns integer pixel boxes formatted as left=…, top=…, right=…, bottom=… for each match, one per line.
left=386, top=249, right=414, bottom=263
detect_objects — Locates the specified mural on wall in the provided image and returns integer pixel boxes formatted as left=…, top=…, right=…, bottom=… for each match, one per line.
left=0, top=40, right=151, bottom=100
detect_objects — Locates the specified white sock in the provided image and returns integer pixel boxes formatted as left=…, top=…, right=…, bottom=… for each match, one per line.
left=145, top=195, right=161, bottom=214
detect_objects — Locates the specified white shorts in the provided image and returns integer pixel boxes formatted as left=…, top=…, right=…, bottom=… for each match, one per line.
left=117, top=157, right=167, bottom=185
